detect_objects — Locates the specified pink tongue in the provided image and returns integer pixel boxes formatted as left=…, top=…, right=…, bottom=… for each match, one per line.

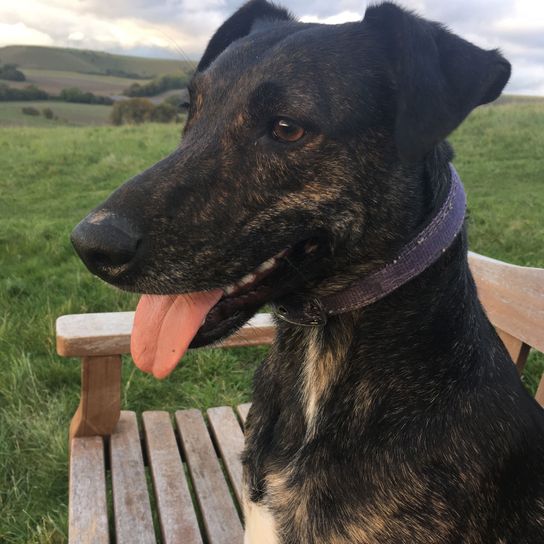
left=131, top=289, right=223, bottom=379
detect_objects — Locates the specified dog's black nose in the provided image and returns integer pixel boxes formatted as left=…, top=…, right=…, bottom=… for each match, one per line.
left=71, top=212, right=141, bottom=278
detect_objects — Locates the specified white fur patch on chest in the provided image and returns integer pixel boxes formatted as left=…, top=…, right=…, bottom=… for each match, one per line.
left=243, top=490, right=280, bottom=544
left=302, top=328, right=341, bottom=438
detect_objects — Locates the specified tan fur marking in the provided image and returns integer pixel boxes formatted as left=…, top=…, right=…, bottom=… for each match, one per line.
left=87, top=210, right=112, bottom=224
left=233, top=112, right=246, bottom=128
left=243, top=486, right=280, bottom=544
left=301, top=325, right=350, bottom=437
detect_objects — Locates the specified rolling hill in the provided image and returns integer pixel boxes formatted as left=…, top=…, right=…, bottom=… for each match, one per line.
left=0, top=45, right=194, bottom=79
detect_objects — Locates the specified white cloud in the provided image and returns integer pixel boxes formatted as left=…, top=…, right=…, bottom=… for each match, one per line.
left=0, top=22, right=54, bottom=46
left=300, top=11, right=363, bottom=25
left=68, top=31, right=85, bottom=41
left=0, top=0, right=542, bottom=94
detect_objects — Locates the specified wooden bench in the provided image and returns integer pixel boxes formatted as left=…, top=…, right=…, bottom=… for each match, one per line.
left=56, top=252, right=544, bottom=544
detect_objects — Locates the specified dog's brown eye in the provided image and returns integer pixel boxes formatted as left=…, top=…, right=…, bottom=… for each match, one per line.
left=272, top=118, right=305, bottom=143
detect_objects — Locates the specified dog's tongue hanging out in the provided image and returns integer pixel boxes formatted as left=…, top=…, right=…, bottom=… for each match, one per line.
left=131, top=290, right=223, bottom=379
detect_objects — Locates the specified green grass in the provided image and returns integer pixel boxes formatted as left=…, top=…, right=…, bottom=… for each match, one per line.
left=0, top=101, right=113, bottom=127
left=451, top=101, right=544, bottom=266
left=1, top=101, right=543, bottom=543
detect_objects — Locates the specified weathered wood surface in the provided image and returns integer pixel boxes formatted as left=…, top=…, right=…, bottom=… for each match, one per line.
left=142, top=411, right=203, bottom=544
left=69, top=436, right=109, bottom=544
left=236, top=403, right=251, bottom=426
left=207, top=406, right=246, bottom=505
left=69, top=355, right=121, bottom=440
left=175, top=409, right=244, bottom=544
left=468, top=252, right=544, bottom=354
left=110, top=411, right=156, bottom=544
left=69, top=406, right=250, bottom=544
left=57, top=312, right=275, bottom=357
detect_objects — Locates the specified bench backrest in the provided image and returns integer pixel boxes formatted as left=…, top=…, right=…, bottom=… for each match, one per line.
left=56, top=252, right=544, bottom=440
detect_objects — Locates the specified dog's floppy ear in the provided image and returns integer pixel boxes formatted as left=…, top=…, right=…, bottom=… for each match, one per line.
left=364, top=2, right=511, bottom=162
left=197, top=0, right=292, bottom=72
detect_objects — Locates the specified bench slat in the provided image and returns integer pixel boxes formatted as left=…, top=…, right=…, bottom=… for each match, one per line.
left=110, top=411, right=156, bottom=544
left=175, top=409, right=243, bottom=544
left=142, top=411, right=203, bottom=544
left=236, top=403, right=251, bottom=426
left=207, top=407, right=245, bottom=505
left=69, top=436, right=109, bottom=544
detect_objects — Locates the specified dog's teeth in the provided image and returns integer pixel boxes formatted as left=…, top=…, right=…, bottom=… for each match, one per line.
left=238, top=273, right=257, bottom=287
left=257, top=257, right=276, bottom=273
left=201, top=317, right=206, bottom=326
left=224, top=284, right=236, bottom=295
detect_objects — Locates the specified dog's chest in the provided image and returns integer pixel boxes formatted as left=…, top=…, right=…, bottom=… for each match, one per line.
left=243, top=492, right=280, bottom=544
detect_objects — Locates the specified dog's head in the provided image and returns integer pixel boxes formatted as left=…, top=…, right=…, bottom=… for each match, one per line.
left=71, top=0, right=510, bottom=377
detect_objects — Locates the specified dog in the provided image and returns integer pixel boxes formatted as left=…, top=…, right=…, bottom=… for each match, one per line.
left=71, top=1, right=544, bottom=542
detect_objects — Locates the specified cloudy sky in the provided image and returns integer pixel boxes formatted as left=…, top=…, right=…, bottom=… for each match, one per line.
left=1, top=0, right=543, bottom=95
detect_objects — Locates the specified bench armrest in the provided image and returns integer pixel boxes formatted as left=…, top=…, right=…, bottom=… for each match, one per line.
left=57, top=312, right=275, bottom=357
left=57, top=312, right=275, bottom=443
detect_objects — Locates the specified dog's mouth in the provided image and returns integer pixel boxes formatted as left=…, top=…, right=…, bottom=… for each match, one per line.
left=130, top=243, right=314, bottom=379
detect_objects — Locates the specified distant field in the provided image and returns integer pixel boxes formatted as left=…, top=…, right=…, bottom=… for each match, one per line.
left=0, top=45, right=193, bottom=78
left=7, top=68, right=152, bottom=96
left=494, top=94, right=544, bottom=105
left=0, top=101, right=112, bottom=127
left=0, top=103, right=543, bottom=543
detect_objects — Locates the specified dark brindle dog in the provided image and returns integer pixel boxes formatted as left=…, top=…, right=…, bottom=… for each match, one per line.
left=71, top=1, right=544, bottom=542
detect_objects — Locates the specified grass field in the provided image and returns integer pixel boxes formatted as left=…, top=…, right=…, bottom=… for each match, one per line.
left=0, top=45, right=192, bottom=78
left=7, top=68, right=152, bottom=96
left=0, top=101, right=113, bottom=127
left=0, top=101, right=543, bottom=543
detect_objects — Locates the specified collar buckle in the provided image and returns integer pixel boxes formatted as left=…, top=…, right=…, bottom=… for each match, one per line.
left=274, top=296, right=327, bottom=327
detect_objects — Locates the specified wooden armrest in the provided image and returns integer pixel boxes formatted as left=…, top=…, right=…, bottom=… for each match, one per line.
left=58, top=312, right=275, bottom=443
left=56, top=312, right=275, bottom=357
left=468, top=252, right=544, bottom=354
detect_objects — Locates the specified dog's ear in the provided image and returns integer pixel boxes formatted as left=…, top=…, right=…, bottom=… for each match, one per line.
left=363, top=2, right=511, bottom=162
left=197, top=0, right=292, bottom=72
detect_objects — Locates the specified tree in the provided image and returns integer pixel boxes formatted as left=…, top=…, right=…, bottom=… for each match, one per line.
left=150, top=102, right=178, bottom=123
left=0, top=64, right=26, bottom=81
left=60, top=87, right=113, bottom=105
left=110, top=98, right=155, bottom=125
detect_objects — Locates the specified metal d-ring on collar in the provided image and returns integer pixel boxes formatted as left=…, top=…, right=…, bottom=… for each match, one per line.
left=274, top=164, right=467, bottom=327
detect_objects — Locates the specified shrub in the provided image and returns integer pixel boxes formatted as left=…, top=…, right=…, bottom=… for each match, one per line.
left=123, top=73, right=191, bottom=97
left=0, top=84, right=48, bottom=101
left=60, top=87, right=113, bottom=105
left=110, top=98, right=182, bottom=125
left=21, top=106, right=40, bottom=116
left=110, top=98, right=155, bottom=125
left=42, top=107, right=54, bottom=119
left=0, top=63, right=26, bottom=81
left=150, top=102, right=178, bottom=123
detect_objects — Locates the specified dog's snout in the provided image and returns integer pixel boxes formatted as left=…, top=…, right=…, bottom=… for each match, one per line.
left=71, top=212, right=141, bottom=278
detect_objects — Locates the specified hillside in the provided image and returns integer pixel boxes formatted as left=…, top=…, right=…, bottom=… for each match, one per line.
left=6, top=69, right=151, bottom=97
left=1, top=102, right=543, bottom=542
left=0, top=45, right=193, bottom=78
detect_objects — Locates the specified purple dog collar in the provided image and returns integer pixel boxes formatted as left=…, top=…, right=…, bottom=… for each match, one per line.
left=275, top=164, right=467, bottom=326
